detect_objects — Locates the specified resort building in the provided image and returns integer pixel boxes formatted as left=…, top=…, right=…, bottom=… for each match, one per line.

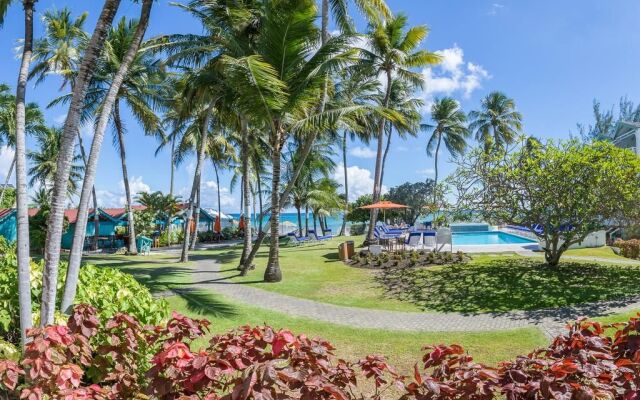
left=612, top=121, right=640, bottom=156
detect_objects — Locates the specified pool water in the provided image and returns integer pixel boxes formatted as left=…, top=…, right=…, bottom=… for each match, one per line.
left=452, top=231, right=537, bottom=245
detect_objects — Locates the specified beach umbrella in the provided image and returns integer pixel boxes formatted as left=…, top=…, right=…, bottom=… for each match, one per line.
left=238, top=215, right=245, bottom=230
left=360, top=200, right=409, bottom=222
left=214, top=215, right=221, bottom=233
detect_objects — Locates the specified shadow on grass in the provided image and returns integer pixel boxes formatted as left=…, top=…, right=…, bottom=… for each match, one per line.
left=107, top=265, right=192, bottom=293
left=170, top=288, right=238, bottom=318
left=374, top=258, right=640, bottom=314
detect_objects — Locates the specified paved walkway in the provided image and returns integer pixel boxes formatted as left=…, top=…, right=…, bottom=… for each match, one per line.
left=171, top=256, right=640, bottom=339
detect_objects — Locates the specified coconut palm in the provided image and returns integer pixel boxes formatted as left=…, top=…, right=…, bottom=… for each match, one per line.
left=42, top=0, right=125, bottom=326
left=359, top=14, right=440, bottom=242
left=27, top=126, right=83, bottom=196
left=59, top=0, right=153, bottom=316
left=424, top=97, right=470, bottom=203
left=30, top=7, right=103, bottom=251
left=208, top=130, right=237, bottom=236
left=468, top=91, right=523, bottom=152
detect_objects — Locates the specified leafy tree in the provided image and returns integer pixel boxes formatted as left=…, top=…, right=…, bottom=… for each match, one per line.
left=0, top=188, right=15, bottom=209
left=468, top=91, right=523, bottom=152
left=386, top=180, right=436, bottom=224
left=452, top=140, right=640, bottom=267
left=577, top=96, right=640, bottom=142
left=424, top=97, right=469, bottom=203
left=346, top=194, right=375, bottom=223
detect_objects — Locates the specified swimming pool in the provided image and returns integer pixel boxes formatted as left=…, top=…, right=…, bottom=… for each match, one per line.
left=452, top=231, right=537, bottom=245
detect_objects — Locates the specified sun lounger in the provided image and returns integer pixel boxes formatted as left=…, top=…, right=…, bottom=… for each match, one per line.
left=308, top=230, right=331, bottom=241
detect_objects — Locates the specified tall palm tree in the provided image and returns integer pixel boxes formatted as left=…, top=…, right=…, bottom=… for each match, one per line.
left=27, top=126, right=83, bottom=196
left=424, top=97, right=470, bottom=203
left=359, top=14, right=440, bottom=242
left=6, top=0, right=39, bottom=346
left=42, top=0, right=123, bottom=326
left=30, top=7, right=104, bottom=251
left=468, top=91, right=523, bottom=152
left=59, top=0, right=153, bottom=315
left=207, top=130, right=237, bottom=237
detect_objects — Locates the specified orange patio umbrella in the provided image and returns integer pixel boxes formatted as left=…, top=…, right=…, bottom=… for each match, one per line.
left=214, top=215, right=221, bottom=233
left=360, top=200, right=409, bottom=222
left=238, top=215, right=245, bottom=230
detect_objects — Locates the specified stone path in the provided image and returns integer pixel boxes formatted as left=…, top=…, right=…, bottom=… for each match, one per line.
left=170, top=256, right=640, bottom=339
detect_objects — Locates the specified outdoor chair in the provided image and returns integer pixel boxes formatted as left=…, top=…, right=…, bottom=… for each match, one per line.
left=136, top=236, right=153, bottom=256
left=422, top=231, right=436, bottom=249
left=287, top=232, right=310, bottom=246
left=308, top=229, right=331, bottom=241
left=405, top=232, right=423, bottom=250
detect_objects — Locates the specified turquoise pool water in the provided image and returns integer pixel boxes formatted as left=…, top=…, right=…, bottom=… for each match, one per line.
left=452, top=231, right=537, bottom=245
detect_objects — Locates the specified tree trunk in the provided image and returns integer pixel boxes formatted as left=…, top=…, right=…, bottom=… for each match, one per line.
left=433, top=133, right=442, bottom=205
left=169, top=135, right=176, bottom=197
left=313, top=212, right=318, bottom=235
left=15, top=0, right=35, bottom=348
left=189, top=185, right=200, bottom=250
left=0, top=154, right=16, bottom=207
left=114, top=101, right=138, bottom=255
left=339, top=131, right=348, bottom=236
left=380, top=123, right=392, bottom=187
left=238, top=173, right=247, bottom=266
left=60, top=0, right=151, bottom=315
left=319, top=214, right=325, bottom=234
left=42, top=0, right=122, bottom=326
left=366, top=71, right=393, bottom=243
left=214, top=162, right=221, bottom=239
left=305, top=205, right=309, bottom=236
left=256, top=170, right=263, bottom=233
left=75, top=130, right=100, bottom=251
left=180, top=102, right=213, bottom=262
left=264, top=125, right=283, bottom=282
left=240, top=118, right=253, bottom=273
left=296, top=206, right=303, bottom=236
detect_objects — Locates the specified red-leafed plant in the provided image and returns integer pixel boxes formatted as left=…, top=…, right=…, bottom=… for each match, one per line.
left=1, top=306, right=640, bottom=399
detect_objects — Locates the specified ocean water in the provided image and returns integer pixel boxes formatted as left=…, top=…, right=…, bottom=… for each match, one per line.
left=228, top=212, right=345, bottom=234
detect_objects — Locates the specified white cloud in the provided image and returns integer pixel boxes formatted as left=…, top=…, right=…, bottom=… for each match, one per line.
left=201, top=180, right=237, bottom=209
left=421, top=45, right=491, bottom=109
left=124, top=176, right=150, bottom=196
left=333, top=164, right=387, bottom=202
left=416, top=168, right=435, bottom=176
left=349, top=146, right=377, bottom=159
left=96, top=176, right=151, bottom=207
left=0, top=146, right=15, bottom=183
left=487, top=3, right=504, bottom=16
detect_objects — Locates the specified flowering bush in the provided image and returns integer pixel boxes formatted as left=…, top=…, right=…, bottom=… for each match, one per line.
left=614, top=238, right=640, bottom=259
left=1, top=305, right=639, bottom=399
left=0, top=253, right=168, bottom=344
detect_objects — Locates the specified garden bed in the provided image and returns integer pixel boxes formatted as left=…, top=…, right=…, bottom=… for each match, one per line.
left=348, top=249, right=470, bottom=269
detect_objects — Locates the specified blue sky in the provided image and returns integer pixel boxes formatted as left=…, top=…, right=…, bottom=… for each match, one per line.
left=1, top=0, right=640, bottom=212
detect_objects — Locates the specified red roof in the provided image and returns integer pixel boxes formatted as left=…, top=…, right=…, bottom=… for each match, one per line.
left=101, top=205, right=146, bottom=219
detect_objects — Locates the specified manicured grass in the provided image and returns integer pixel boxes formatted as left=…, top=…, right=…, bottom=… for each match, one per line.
left=162, top=291, right=547, bottom=372
left=207, top=236, right=422, bottom=312
left=563, top=246, right=632, bottom=261
left=201, top=239, right=640, bottom=313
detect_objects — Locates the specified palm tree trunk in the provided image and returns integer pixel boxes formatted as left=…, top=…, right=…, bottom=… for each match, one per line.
left=319, top=214, right=325, bottom=233
left=189, top=185, right=200, bottom=250
left=339, top=131, right=348, bottom=236
left=75, top=130, right=100, bottom=251
left=42, top=0, right=122, bottom=326
left=180, top=101, right=213, bottom=263
left=257, top=171, right=263, bottom=233
left=114, top=101, right=137, bottom=255
left=433, top=132, right=442, bottom=206
left=15, top=0, right=35, bottom=348
left=380, top=123, right=392, bottom=187
left=214, top=162, right=221, bottom=230
left=264, top=124, right=283, bottom=282
left=313, top=211, right=318, bottom=234
left=305, top=205, right=309, bottom=236
left=169, top=135, right=176, bottom=196
left=240, top=118, right=253, bottom=273
left=366, top=71, right=393, bottom=243
left=296, top=206, right=303, bottom=236
left=0, top=154, right=16, bottom=207
left=60, top=0, right=151, bottom=315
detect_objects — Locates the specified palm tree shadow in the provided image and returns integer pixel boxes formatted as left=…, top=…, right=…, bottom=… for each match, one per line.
left=170, top=288, right=238, bottom=318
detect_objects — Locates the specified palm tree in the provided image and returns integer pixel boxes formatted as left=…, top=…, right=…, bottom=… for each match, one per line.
left=359, top=14, right=440, bottom=242
left=42, top=0, right=124, bottom=326
left=207, top=130, right=237, bottom=238
left=424, top=97, right=470, bottom=203
left=7, top=0, right=38, bottom=346
left=468, top=91, right=523, bottom=152
left=30, top=7, right=104, bottom=251
left=59, top=0, right=153, bottom=315
left=0, top=84, right=47, bottom=205
left=27, top=126, right=83, bottom=196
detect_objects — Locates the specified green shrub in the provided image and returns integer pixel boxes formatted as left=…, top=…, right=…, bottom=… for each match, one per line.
left=0, top=252, right=168, bottom=344
left=614, top=239, right=640, bottom=259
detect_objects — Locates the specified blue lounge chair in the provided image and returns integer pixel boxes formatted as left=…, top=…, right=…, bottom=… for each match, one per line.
left=374, top=226, right=401, bottom=239
left=308, top=229, right=331, bottom=241
left=323, top=228, right=334, bottom=237
left=405, top=232, right=423, bottom=250
left=287, top=232, right=310, bottom=246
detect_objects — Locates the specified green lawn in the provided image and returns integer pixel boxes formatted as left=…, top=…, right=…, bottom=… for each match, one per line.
left=200, top=239, right=640, bottom=313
